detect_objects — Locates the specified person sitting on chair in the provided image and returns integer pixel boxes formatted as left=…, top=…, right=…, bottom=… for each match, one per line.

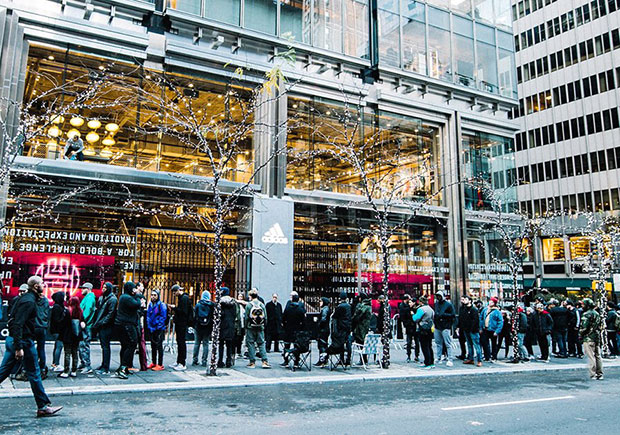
left=316, top=292, right=352, bottom=367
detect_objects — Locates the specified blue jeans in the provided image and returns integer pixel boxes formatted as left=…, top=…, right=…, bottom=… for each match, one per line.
left=52, top=336, right=63, bottom=366
left=517, top=332, right=528, bottom=360
left=79, top=326, right=92, bottom=369
left=552, top=330, right=567, bottom=357
left=0, top=337, right=51, bottom=409
left=193, top=328, right=210, bottom=365
left=465, top=332, right=482, bottom=363
left=34, top=328, right=47, bottom=370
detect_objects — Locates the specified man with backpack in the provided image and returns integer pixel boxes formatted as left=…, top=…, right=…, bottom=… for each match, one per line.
left=193, top=291, right=214, bottom=367
left=146, top=289, right=167, bottom=370
left=244, top=288, right=270, bottom=369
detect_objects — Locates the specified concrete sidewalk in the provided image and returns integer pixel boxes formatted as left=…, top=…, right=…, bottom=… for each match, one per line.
left=1, top=340, right=618, bottom=399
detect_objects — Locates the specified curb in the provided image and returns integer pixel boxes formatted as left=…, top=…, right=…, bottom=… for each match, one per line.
left=2, top=360, right=619, bottom=399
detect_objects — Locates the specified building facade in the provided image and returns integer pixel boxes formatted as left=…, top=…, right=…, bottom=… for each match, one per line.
left=511, top=0, right=620, bottom=295
left=0, top=0, right=518, bottom=318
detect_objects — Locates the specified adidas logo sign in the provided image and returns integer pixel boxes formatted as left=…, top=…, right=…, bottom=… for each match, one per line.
left=261, top=223, right=288, bottom=245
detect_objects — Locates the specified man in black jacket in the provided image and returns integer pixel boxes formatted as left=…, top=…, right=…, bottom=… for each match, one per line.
left=265, top=293, right=283, bottom=353
left=0, top=276, right=62, bottom=417
left=172, top=284, right=191, bottom=371
left=459, top=295, right=482, bottom=366
left=318, top=292, right=352, bottom=366
left=548, top=299, right=568, bottom=358
left=566, top=299, right=582, bottom=358
left=399, top=294, right=417, bottom=362
left=534, top=303, right=553, bottom=362
left=92, top=282, right=118, bottom=374
left=281, top=293, right=306, bottom=366
left=434, top=291, right=456, bottom=367
left=114, top=282, right=143, bottom=379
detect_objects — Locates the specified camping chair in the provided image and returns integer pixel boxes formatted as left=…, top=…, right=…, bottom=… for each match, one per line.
left=328, top=351, right=347, bottom=371
left=352, top=333, right=383, bottom=370
left=284, top=331, right=312, bottom=372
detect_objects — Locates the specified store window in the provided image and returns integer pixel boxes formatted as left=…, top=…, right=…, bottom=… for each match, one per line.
left=569, top=236, right=590, bottom=259
left=542, top=238, right=565, bottom=261
left=245, top=0, right=277, bottom=34
left=168, top=0, right=202, bottom=15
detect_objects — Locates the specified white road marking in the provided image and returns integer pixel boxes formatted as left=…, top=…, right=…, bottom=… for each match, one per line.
left=442, top=395, right=575, bottom=411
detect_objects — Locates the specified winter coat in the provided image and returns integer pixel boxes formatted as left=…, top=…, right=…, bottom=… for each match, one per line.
left=220, top=296, right=237, bottom=341
left=549, top=306, right=568, bottom=331
left=434, top=299, right=456, bottom=330
left=480, top=306, right=503, bottom=335
left=194, top=298, right=215, bottom=336
left=8, top=291, right=38, bottom=350
left=265, top=300, right=283, bottom=335
left=330, top=301, right=352, bottom=350
left=93, top=292, right=117, bottom=331
left=174, top=293, right=192, bottom=327
left=318, top=300, right=331, bottom=338
left=580, top=309, right=602, bottom=343
left=34, top=295, right=50, bottom=330
left=458, top=305, right=480, bottom=334
left=399, top=302, right=415, bottom=334
left=412, top=304, right=434, bottom=334
left=282, top=301, right=306, bottom=343
left=535, top=310, right=554, bottom=335
left=50, top=293, right=66, bottom=335
left=115, top=293, right=142, bottom=326
left=352, top=299, right=372, bottom=343
left=517, top=310, right=528, bottom=333
left=147, top=301, right=168, bottom=332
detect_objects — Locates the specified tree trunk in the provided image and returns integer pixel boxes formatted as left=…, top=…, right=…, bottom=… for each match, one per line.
left=380, top=226, right=391, bottom=369
left=208, top=195, right=225, bottom=376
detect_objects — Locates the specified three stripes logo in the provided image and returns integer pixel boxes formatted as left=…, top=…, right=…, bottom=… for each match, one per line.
left=261, top=223, right=288, bottom=245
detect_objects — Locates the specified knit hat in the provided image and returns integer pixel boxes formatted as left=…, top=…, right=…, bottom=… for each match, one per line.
left=490, top=297, right=499, bottom=304
left=201, top=290, right=211, bottom=301
left=339, top=291, right=348, bottom=300
left=221, top=287, right=230, bottom=297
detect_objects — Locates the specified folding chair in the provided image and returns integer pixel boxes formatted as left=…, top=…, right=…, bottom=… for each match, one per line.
left=352, top=333, right=383, bottom=370
left=285, top=332, right=312, bottom=372
left=328, top=351, right=347, bottom=371
left=287, top=347, right=312, bottom=372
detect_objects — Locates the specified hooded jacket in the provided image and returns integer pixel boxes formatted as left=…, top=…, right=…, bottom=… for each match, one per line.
left=147, top=290, right=168, bottom=332
left=8, top=290, right=38, bottom=350
left=434, top=297, right=456, bottom=330
left=352, top=298, right=372, bottom=343
left=93, top=284, right=118, bottom=331
left=193, top=291, right=214, bottom=335
left=282, top=300, right=306, bottom=342
left=50, top=292, right=66, bottom=335
left=319, top=298, right=331, bottom=333
left=549, top=306, right=568, bottom=331
left=329, top=300, right=352, bottom=350
left=115, top=282, right=141, bottom=326
left=81, top=291, right=97, bottom=326
left=517, top=308, right=528, bottom=333
left=399, top=301, right=415, bottom=333
left=480, top=306, right=503, bottom=335
left=34, top=295, right=50, bottom=330
left=174, top=292, right=192, bottom=327
left=220, top=295, right=238, bottom=341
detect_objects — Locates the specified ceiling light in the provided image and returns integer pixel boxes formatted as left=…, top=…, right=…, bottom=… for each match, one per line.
left=105, top=123, right=119, bottom=133
left=67, top=129, right=81, bottom=139
left=86, top=131, right=100, bottom=143
left=100, top=147, right=113, bottom=158
left=70, top=116, right=84, bottom=127
left=83, top=147, right=96, bottom=156
left=48, top=55, right=55, bottom=61
left=98, top=65, right=105, bottom=71
left=51, top=115, right=64, bottom=124
left=87, top=119, right=101, bottom=129
left=102, top=135, right=116, bottom=146
left=47, top=126, right=61, bottom=138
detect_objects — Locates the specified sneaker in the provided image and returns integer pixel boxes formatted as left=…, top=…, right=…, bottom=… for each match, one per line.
left=115, top=369, right=128, bottom=380
left=80, top=367, right=93, bottom=374
left=262, top=361, right=271, bottom=369
left=406, top=357, right=411, bottom=363
left=414, top=357, right=419, bottom=362
left=172, top=364, right=187, bottom=371
left=147, top=363, right=156, bottom=370
left=463, top=360, right=474, bottom=365
left=192, top=361, right=199, bottom=366
left=95, top=369, right=110, bottom=375
left=152, top=365, right=165, bottom=371
left=476, top=361, right=482, bottom=367
left=14, top=372, right=27, bottom=382
left=446, top=361, right=453, bottom=367
left=70, top=372, right=77, bottom=378
left=170, top=363, right=179, bottom=369
left=422, top=365, right=435, bottom=370
left=127, top=367, right=140, bottom=372
left=37, top=405, right=63, bottom=418
left=58, top=372, right=69, bottom=378
left=247, top=362, right=256, bottom=368
left=53, top=365, right=64, bottom=373
left=539, top=358, right=550, bottom=363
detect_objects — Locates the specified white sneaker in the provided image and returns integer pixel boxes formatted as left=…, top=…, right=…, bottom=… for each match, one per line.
left=53, top=365, right=64, bottom=373
left=446, top=360, right=453, bottom=367
left=170, top=363, right=179, bottom=369
left=172, top=364, right=187, bottom=371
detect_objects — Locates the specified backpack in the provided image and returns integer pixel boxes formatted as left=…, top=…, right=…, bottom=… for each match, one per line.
left=248, top=301, right=265, bottom=328
left=195, top=302, right=213, bottom=327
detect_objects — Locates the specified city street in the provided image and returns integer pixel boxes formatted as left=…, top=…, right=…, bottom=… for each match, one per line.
left=2, top=365, right=618, bottom=434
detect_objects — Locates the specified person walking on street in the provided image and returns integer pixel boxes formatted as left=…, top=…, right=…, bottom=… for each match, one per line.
left=92, top=282, right=117, bottom=375
left=114, top=282, right=143, bottom=379
left=399, top=294, right=417, bottom=362
left=265, top=294, right=283, bottom=353
left=433, top=291, right=456, bottom=367
left=171, top=284, right=191, bottom=371
left=412, top=296, right=435, bottom=369
left=480, top=297, right=503, bottom=362
left=192, top=291, right=214, bottom=367
left=459, top=295, right=482, bottom=367
left=78, top=283, right=96, bottom=374
left=49, top=291, right=66, bottom=373
left=580, top=298, right=604, bottom=379
left=146, top=289, right=167, bottom=370
left=535, top=303, right=553, bottom=363
left=0, top=276, right=62, bottom=417
left=566, top=299, right=582, bottom=358
left=244, top=289, right=270, bottom=368
left=549, top=299, right=569, bottom=358
left=315, top=297, right=331, bottom=365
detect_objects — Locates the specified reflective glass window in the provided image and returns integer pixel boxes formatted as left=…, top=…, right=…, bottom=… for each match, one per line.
left=206, top=0, right=241, bottom=25
left=245, top=0, right=277, bottom=34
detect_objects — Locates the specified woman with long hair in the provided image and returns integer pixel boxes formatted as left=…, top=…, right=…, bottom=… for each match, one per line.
left=58, top=296, right=84, bottom=378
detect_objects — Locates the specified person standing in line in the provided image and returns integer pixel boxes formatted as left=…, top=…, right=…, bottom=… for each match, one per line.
left=281, top=293, right=307, bottom=367
left=580, top=298, right=604, bottom=380
left=433, top=291, right=456, bottom=367
left=171, top=284, right=191, bottom=371
left=233, top=292, right=247, bottom=359
left=59, top=296, right=84, bottom=378
left=217, top=288, right=237, bottom=368
left=192, top=291, right=214, bottom=367
left=524, top=306, right=537, bottom=359
left=146, top=289, right=167, bottom=370
left=351, top=293, right=372, bottom=365
left=399, top=294, right=417, bottom=363
left=244, top=288, right=270, bottom=369
left=265, top=294, right=283, bottom=353
left=92, top=282, right=117, bottom=375
left=315, top=297, right=331, bottom=365
left=134, top=282, right=149, bottom=371
left=513, top=305, right=529, bottom=363
left=0, top=276, right=62, bottom=417
left=548, top=299, right=569, bottom=358
left=78, top=283, right=96, bottom=374
left=566, top=299, right=581, bottom=358
left=49, top=291, right=66, bottom=373
left=604, top=301, right=619, bottom=356
left=459, top=295, right=482, bottom=367
left=479, top=297, right=503, bottom=362
left=534, top=303, right=553, bottom=363
left=412, top=296, right=435, bottom=369
left=114, top=282, right=143, bottom=379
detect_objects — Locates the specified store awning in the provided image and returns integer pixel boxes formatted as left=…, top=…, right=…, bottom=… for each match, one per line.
left=524, top=278, right=595, bottom=289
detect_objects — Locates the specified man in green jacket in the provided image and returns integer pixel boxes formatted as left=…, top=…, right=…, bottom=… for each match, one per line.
left=352, top=293, right=372, bottom=365
left=579, top=298, right=603, bottom=380
left=78, top=283, right=97, bottom=374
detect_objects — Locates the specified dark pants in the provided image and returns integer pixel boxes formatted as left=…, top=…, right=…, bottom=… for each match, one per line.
left=117, top=324, right=138, bottom=368
left=98, top=327, right=113, bottom=371
left=537, top=333, right=550, bottom=360
left=498, top=332, right=511, bottom=358
left=150, top=330, right=164, bottom=366
left=567, top=328, right=581, bottom=356
left=481, top=329, right=499, bottom=361
left=607, top=331, right=619, bottom=356
left=524, top=331, right=535, bottom=356
left=63, top=341, right=79, bottom=374
left=317, top=329, right=329, bottom=355
left=553, top=329, right=568, bottom=357
left=218, top=339, right=233, bottom=366
left=34, top=328, right=47, bottom=370
left=419, top=331, right=434, bottom=366
left=233, top=328, right=244, bottom=355
left=0, top=337, right=51, bottom=409
left=138, top=327, right=148, bottom=370
left=175, top=324, right=187, bottom=366
left=458, top=329, right=467, bottom=358
left=404, top=327, right=416, bottom=359
left=266, top=329, right=280, bottom=352
left=52, top=338, right=63, bottom=366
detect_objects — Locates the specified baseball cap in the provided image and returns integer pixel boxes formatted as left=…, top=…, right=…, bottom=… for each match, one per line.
left=171, top=284, right=183, bottom=292
left=80, top=282, right=93, bottom=290
left=18, top=284, right=29, bottom=292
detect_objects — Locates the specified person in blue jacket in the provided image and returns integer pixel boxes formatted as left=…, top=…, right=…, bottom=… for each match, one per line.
left=479, top=297, right=504, bottom=362
left=146, top=289, right=167, bottom=370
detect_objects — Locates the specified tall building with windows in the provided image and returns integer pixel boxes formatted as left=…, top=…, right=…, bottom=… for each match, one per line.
left=0, top=0, right=519, bottom=322
left=511, top=0, right=620, bottom=293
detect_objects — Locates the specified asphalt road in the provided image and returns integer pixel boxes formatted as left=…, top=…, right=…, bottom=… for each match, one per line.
left=2, top=367, right=618, bottom=434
